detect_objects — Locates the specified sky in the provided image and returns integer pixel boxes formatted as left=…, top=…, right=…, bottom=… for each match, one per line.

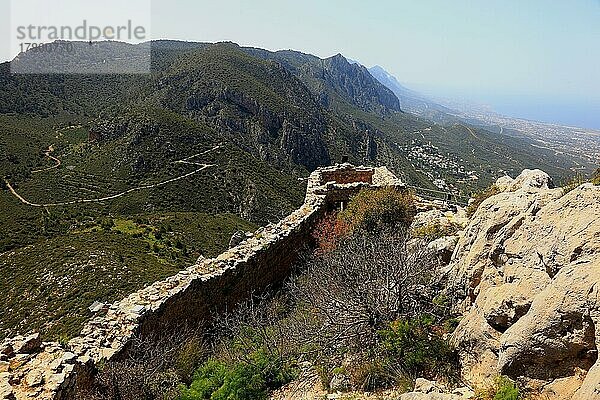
left=1, top=0, right=599, bottom=128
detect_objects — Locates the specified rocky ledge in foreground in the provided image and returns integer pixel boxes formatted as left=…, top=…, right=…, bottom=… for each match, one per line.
left=448, top=169, right=600, bottom=399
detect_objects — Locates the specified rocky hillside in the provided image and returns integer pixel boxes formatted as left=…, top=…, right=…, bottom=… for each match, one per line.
left=2, top=41, right=583, bottom=189
left=266, top=171, right=599, bottom=400
left=446, top=170, right=600, bottom=399
left=0, top=39, right=592, bottom=346
left=368, top=64, right=457, bottom=121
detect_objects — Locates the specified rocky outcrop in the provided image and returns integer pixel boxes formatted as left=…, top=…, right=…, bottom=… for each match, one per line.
left=399, top=378, right=474, bottom=399
left=448, top=169, right=600, bottom=399
left=192, top=86, right=332, bottom=171
left=228, top=230, right=252, bottom=248
left=0, top=335, right=79, bottom=400
left=321, top=54, right=401, bottom=114
left=410, top=208, right=468, bottom=264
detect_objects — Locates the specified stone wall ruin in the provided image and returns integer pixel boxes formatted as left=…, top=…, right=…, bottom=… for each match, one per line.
left=0, top=164, right=403, bottom=400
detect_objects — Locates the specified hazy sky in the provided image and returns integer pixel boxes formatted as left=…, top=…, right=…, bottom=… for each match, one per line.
left=1, top=0, right=599, bottom=128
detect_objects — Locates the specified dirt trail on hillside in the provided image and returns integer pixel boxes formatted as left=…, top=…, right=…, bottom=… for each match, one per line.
left=31, top=145, right=61, bottom=174
left=4, top=145, right=221, bottom=208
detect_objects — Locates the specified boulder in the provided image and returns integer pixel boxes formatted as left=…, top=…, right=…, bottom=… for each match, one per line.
left=400, top=392, right=466, bottom=399
left=12, top=333, right=41, bottom=355
left=428, top=235, right=459, bottom=265
left=329, top=372, right=350, bottom=392
left=411, top=207, right=467, bottom=265
left=88, top=301, right=105, bottom=314
left=0, top=373, right=14, bottom=400
left=506, top=169, right=554, bottom=191
left=228, top=230, right=248, bottom=248
left=25, top=369, right=44, bottom=387
left=498, top=262, right=599, bottom=379
left=447, top=174, right=600, bottom=395
left=400, top=378, right=473, bottom=399
left=573, top=360, right=600, bottom=399
left=448, top=174, right=561, bottom=310
left=414, top=378, right=443, bottom=393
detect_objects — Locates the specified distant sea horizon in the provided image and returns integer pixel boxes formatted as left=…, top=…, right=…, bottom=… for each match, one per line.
left=489, top=99, right=600, bottom=131
left=408, top=84, right=600, bottom=131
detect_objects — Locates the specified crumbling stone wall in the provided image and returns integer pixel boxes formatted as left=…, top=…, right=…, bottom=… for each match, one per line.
left=0, top=164, right=403, bottom=400
left=320, top=167, right=374, bottom=185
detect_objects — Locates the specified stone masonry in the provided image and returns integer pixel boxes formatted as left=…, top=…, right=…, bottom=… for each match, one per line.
left=0, top=164, right=404, bottom=400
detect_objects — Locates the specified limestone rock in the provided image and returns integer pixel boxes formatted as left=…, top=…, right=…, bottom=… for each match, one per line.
left=494, top=175, right=513, bottom=192
left=413, top=378, right=443, bottom=393
left=228, top=230, right=248, bottom=248
left=505, top=168, right=553, bottom=191
left=450, top=307, right=502, bottom=383
left=399, top=392, right=465, bottom=399
left=88, top=301, right=105, bottom=314
left=412, top=208, right=468, bottom=233
left=411, top=207, right=467, bottom=265
left=400, top=378, right=473, bottom=399
left=0, top=373, right=14, bottom=400
left=25, top=369, right=44, bottom=387
left=573, top=360, right=600, bottom=399
left=412, top=209, right=446, bottom=230
left=9, top=354, right=31, bottom=371
left=12, top=334, right=41, bottom=355
left=498, top=262, right=599, bottom=379
left=451, top=387, right=475, bottom=398
left=428, top=235, right=459, bottom=265
left=448, top=177, right=561, bottom=310
left=60, top=352, right=76, bottom=364
left=447, top=171, right=600, bottom=395
left=329, top=372, right=350, bottom=392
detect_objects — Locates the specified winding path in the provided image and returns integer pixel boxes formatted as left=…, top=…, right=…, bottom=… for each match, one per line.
left=4, top=145, right=221, bottom=208
left=31, top=145, right=61, bottom=174
left=459, top=124, right=479, bottom=140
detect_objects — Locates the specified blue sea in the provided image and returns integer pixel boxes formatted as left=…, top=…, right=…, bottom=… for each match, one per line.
left=488, top=96, right=600, bottom=130
left=411, top=84, right=600, bottom=131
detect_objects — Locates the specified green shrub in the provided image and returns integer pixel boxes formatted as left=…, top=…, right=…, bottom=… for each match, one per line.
left=180, top=350, right=297, bottom=400
left=180, top=359, right=228, bottom=399
left=493, top=376, right=520, bottom=400
left=312, top=188, right=416, bottom=253
left=591, top=169, right=600, bottom=186
left=475, top=376, right=520, bottom=400
left=339, top=188, right=416, bottom=234
left=412, top=222, right=461, bottom=241
left=378, top=316, right=458, bottom=381
left=561, top=174, right=585, bottom=195
left=467, top=185, right=500, bottom=217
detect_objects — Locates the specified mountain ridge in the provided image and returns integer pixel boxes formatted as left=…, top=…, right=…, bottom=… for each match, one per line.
left=365, top=63, right=600, bottom=166
left=0, top=39, right=592, bottom=342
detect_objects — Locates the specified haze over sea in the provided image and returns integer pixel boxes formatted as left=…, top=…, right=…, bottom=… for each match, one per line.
left=411, top=84, right=600, bottom=130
